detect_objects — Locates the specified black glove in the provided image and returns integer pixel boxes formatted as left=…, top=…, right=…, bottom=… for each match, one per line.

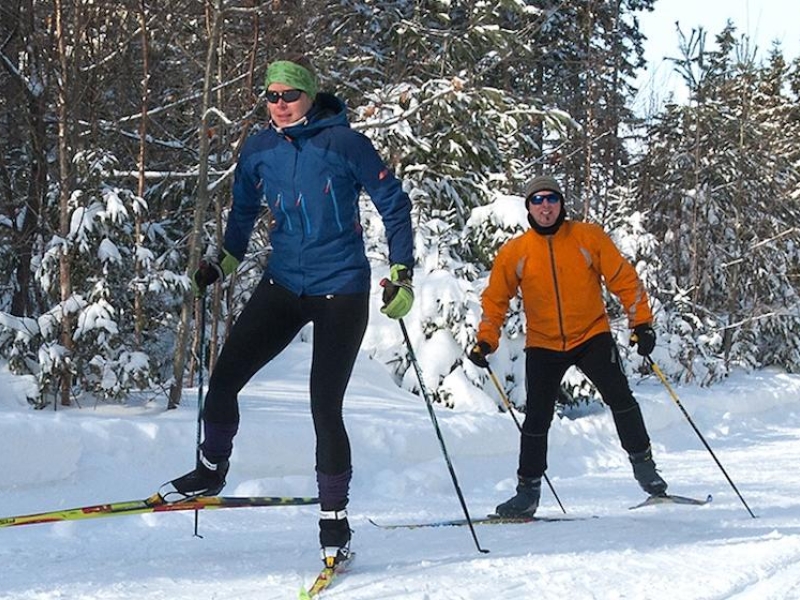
left=191, top=259, right=223, bottom=296
left=467, top=341, right=492, bottom=369
left=630, top=324, right=656, bottom=357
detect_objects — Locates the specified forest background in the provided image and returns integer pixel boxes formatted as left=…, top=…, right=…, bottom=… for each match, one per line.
left=0, top=0, right=798, bottom=412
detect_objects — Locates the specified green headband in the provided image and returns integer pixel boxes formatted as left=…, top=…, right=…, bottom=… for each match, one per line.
left=265, top=60, right=318, bottom=100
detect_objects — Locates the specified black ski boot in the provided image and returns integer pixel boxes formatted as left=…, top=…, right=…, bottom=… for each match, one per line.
left=629, top=447, right=668, bottom=495
left=495, top=476, right=542, bottom=517
left=319, top=508, right=351, bottom=568
left=158, top=451, right=229, bottom=503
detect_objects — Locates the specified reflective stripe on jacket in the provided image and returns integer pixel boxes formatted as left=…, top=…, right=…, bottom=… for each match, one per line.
left=477, top=220, right=652, bottom=352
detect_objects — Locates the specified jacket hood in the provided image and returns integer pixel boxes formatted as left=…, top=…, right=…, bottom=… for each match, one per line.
left=275, top=92, right=348, bottom=138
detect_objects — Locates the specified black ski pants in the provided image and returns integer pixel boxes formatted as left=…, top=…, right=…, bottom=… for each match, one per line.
left=518, top=331, right=651, bottom=479
left=202, top=278, right=369, bottom=477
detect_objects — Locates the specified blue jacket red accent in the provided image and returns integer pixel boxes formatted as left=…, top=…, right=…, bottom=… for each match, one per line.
left=224, top=92, right=414, bottom=295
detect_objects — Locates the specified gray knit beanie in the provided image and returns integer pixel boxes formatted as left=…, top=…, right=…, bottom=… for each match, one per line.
left=523, top=175, right=563, bottom=202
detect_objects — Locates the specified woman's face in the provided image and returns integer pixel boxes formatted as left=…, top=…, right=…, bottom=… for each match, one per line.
left=267, top=83, right=314, bottom=128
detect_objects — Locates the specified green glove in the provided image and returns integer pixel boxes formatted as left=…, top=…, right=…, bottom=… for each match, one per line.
left=219, top=249, right=240, bottom=277
left=191, top=248, right=240, bottom=297
left=380, top=264, right=414, bottom=319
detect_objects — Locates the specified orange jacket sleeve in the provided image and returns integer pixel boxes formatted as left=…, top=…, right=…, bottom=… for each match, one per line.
left=476, top=238, right=523, bottom=351
left=593, top=227, right=653, bottom=328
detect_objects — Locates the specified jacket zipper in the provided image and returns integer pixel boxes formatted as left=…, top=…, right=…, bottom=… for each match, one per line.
left=546, top=236, right=567, bottom=350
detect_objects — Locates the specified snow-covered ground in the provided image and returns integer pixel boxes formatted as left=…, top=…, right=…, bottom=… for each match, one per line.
left=2, top=342, right=800, bottom=599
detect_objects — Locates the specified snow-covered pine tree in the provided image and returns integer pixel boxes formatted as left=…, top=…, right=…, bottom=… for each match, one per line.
left=634, top=26, right=800, bottom=382
left=0, top=151, right=187, bottom=405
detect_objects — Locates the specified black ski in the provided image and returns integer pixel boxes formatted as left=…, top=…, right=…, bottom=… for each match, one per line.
left=369, top=513, right=591, bottom=529
left=629, top=493, right=712, bottom=510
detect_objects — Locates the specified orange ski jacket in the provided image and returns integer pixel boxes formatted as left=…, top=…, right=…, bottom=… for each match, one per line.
left=477, top=220, right=653, bottom=352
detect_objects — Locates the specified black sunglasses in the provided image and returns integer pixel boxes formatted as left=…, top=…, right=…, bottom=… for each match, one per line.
left=529, top=192, right=562, bottom=205
left=266, top=89, right=304, bottom=104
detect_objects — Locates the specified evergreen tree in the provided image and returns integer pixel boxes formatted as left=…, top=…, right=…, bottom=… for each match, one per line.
left=635, top=26, right=800, bottom=382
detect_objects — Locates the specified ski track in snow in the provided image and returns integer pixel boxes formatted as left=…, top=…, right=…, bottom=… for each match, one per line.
left=1, top=349, right=800, bottom=599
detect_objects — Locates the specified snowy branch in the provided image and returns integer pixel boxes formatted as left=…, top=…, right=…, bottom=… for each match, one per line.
left=110, top=169, right=228, bottom=180
left=720, top=227, right=799, bottom=269
left=353, top=84, right=457, bottom=132
left=115, top=72, right=250, bottom=125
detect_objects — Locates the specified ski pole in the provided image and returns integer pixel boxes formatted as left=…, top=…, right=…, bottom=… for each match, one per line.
left=485, top=365, right=567, bottom=514
left=648, top=357, right=756, bottom=518
left=398, top=318, right=489, bottom=554
left=194, top=294, right=208, bottom=537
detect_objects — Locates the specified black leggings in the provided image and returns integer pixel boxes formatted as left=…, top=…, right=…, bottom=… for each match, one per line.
left=518, top=332, right=651, bottom=478
left=202, top=279, right=369, bottom=475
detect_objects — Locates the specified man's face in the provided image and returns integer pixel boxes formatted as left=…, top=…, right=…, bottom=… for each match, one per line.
left=527, top=190, right=562, bottom=228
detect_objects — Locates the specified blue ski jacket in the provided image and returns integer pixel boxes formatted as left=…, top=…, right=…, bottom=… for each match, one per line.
left=224, top=92, right=414, bottom=296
